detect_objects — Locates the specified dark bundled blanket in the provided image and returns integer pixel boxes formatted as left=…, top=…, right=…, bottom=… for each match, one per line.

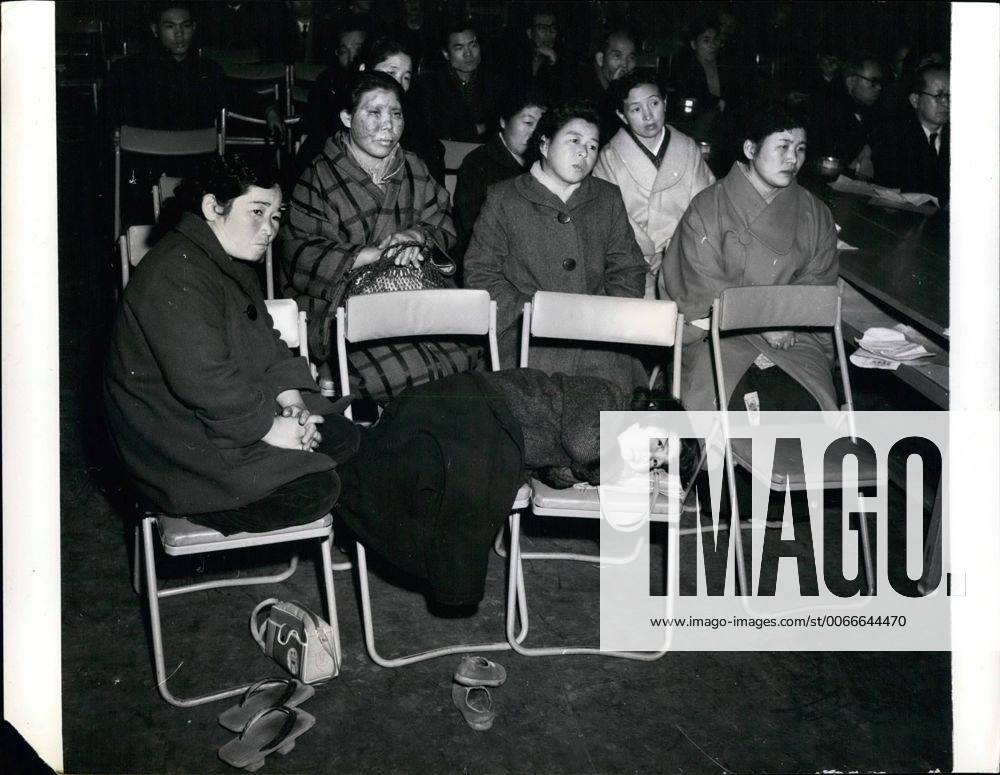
left=335, top=372, right=526, bottom=606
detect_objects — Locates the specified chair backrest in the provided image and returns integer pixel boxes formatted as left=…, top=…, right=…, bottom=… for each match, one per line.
left=265, top=299, right=309, bottom=359
left=219, top=60, right=284, bottom=80
left=520, top=291, right=683, bottom=397
left=442, top=140, right=482, bottom=199
left=118, top=224, right=154, bottom=289
left=335, top=289, right=499, bottom=408
left=709, top=283, right=853, bottom=414
left=151, top=175, right=183, bottom=223
left=713, top=284, right=840, bottom=332
left=114, top=126, right=219, bottom=238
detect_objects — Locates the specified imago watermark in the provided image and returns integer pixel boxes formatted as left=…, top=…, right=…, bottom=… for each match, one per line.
left=597, top=411, right=981, bottom=651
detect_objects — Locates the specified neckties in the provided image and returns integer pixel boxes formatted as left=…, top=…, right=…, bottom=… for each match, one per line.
left=928, top=132, right=938, bottom=155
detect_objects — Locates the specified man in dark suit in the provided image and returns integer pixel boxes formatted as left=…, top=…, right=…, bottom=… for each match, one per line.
left=811, top=56, right=886, bottom=180
left=572, top=29, right=637, bottom=142
left=873, top=64, right=950, bottom=202
left=507, top=7, right=563, bottom=102
left=413, top=20, right=501, bottom=142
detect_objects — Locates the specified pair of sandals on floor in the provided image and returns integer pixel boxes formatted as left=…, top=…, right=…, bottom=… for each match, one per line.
left=452, top=654, right=507, bottom=731
left=217, top=677, right=316, bottom=771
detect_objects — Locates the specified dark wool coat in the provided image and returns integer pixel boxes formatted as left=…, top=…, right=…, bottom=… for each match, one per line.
left=452, top=135, right=525, bottom=257
left=413, top=66, right=501, bottom=142
left=279, top=132, right=457, bottom=359
left=104, top=214, right=336, bottom=515
left=335, top=373, right=525, bottom=606
left=464, top=172, right=647, bottom=392
left=661, top=163, right=840, bottom=411
left=872, top=114, right=950, bottom=202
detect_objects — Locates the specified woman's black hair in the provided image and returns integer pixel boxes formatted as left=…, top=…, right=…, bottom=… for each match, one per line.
left=685, top=13, right=719, bottom=45
left=527, top=100, right=602, bottom=163
left=497, top=87, right=548, bottom=124
left=183, top=154, right=280, bottom=217
left=609, top=70, right=663, bottom=113
left=741, top=100, right=809, bottom=152
left=344, top=70, right=405, bottom=115
left=361, top=37, right=413, bottom=73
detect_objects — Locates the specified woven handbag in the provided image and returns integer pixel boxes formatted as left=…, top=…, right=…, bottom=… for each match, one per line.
left=343, top=240, right=456, bottom=298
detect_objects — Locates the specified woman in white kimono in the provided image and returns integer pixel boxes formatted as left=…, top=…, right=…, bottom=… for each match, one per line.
left=661, top=103, right=840, bottom=412
left=594, top=72, right=715, bottom=298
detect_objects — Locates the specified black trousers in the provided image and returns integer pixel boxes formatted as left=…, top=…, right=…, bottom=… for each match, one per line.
left=181, top=414, right=360, bottom=536
left=727, top=362, right=821, bottom=413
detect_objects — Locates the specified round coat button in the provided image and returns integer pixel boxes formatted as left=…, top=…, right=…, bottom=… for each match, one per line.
left=246, top=304, right=258, bottom=321
left=557, top=212, right=572, bottom=224
left=562, top=258, right=577, bottom=271
left=738, top=231, right=753, bottom=246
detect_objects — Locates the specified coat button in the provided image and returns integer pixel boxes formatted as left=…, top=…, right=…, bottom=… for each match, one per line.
left=738, top=231, right=753, bottom=246
left=246, top=304, right=258, bottom=320
left=562, top=258, right=577, bottom=271
left=557, top=212, right=572, bottom=224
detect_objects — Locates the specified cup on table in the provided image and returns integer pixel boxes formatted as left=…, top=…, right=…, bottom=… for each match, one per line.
left=817, top=156, right=843, bottom=178
left=697, top=141, right=712, bottom=159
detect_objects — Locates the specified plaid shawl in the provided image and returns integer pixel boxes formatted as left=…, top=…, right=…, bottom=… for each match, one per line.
left=279, top=132, right=456, bottom=358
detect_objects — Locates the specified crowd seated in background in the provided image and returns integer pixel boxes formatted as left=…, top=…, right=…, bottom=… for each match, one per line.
left=260, top=0, right=342, bottom=65
left=279, top=71, right=475, bottom=401
left=104, top=154, right=359, bottom=536
left=811, top=56, right=886, bottom=180
left=570, top=29, right=637, bottom=142
left=413, top=20, right=502, bottom=143
left=508, top=6, right=564, bottom=103
left=464, top=101, right=647, bottom=393
left=453, top=89, right=548, bottom=264
left=670, top=16, right=732, bottom=117
left=662, top=103, right=840, bottom=413
left=873, top=64, right=950, bottom=202
left=594, top=72, right=715, bottom=298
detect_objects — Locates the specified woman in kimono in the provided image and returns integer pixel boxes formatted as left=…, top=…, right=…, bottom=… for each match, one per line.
left=661, top=103, right=840, bottom=412
left=594, top=72, right=715, bottom=298
left=464, top=101, right=647, bottom=393
left=280, top=71, right=472, bottom=401
left=104, top=155, right=359, bottom=535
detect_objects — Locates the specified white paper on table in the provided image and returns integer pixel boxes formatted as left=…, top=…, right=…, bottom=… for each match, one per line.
left=869, top=186, right=940, bottom=208
left=850, top=351, right=901, bottom=370
left=829, top=175, right=879, bottom=196
left=854, top=326, right=934, bottom=361
left=837, top=238, right=859, bottom=250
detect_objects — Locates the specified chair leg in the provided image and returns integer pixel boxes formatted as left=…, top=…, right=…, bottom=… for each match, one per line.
left=355, top=536, right=526, bottom=668
left=857, top=493, right=876, bottom=595
left=319, top=534, right=343, bottom=666
left=505, top=511, right=672, bottom=660
left=132, top=523, right=142, bottom=595
left=140, top=517, right=250, bottom=707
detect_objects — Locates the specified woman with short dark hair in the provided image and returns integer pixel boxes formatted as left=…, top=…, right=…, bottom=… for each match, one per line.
left=661, top=103, right=840, bottom=412
left=464, top=101, right=647, bottom=392
left=453, top=89, right=548, bottom=261
left=104, top=155, right=359, bottom=535
left=281, top=71, right=472, bottom=402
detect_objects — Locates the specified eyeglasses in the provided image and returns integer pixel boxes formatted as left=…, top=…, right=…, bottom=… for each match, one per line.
left=919, top=91, right=951, bottom=104
left=851, top=73, right=884, bottom=88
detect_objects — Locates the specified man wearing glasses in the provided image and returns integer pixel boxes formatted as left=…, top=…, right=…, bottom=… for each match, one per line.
left=874, top=64, right=950, bottom=202
left=812, top=57, right=886, bottom=180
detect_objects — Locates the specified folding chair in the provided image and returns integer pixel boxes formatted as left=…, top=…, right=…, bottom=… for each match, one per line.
left=132, top=298, right=343, bottom=707
left=710, top=284, right=876, bottom=595
left=114, top=125, right=219, bottom=240
left=151, top=174, right=183, bottom=223
left=334, top=289, right=530, bottom=666
left=118, top=224, right=154, bottom=289
left=442, top=139, right=482, bottom=200
left=219, top=107, right=300, bottom=168
left=505, top=290, right=686, bottom=658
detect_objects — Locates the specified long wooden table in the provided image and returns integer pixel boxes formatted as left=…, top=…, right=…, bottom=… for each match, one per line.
left=812, top=185, right=950, bottom=408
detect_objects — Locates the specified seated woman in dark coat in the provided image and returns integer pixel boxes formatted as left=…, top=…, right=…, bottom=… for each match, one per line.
left=104, top=156, right=359, bottom=535
left=453, top=89, right=547, bottom=263
left=464, top=101, right=647, bottom=393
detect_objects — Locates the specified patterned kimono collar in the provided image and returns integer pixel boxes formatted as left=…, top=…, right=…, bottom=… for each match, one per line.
left=626, top=126, right=670, bottom=171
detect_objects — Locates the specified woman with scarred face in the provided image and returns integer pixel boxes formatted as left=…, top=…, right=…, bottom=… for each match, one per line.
left=464, top=101, right=648, bottom=393
left=661, top=103, right=841, bottom=413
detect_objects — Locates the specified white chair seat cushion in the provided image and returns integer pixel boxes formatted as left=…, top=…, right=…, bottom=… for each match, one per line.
left=156, top=513, right=333, bottom=550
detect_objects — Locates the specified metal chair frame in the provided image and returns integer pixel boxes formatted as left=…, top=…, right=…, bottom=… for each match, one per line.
left=334, top=289, right=529, bottom=666
left=507, top=290, right=686, bottom=658
left=131, top=299, right=343, bottom=706
left=709, top=283, right=876, bottom=596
